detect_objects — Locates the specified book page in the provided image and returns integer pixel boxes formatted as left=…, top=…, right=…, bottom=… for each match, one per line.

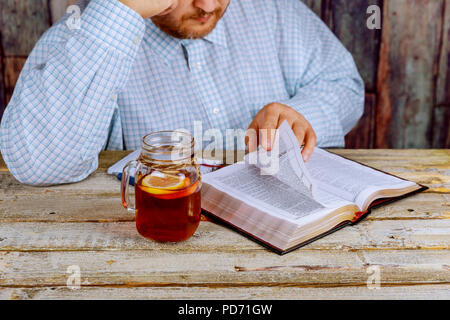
left=305, top=148, right=417, bottom=209
left=203, top=163, right=333, bottom=224
left=244, top=121, right=317, bottom=198
left=313, top=186, right=355, bottom=209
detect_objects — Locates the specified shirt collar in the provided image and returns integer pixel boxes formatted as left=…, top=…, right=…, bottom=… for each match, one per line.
left=144, top=16, right=228, bottom=64
left=203, top=18, right=228, bottom=48
left=144, top=19, right=182, bottom=65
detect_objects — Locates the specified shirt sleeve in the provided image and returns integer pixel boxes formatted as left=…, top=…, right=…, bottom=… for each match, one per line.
left=272, top=0, right=365, bottom=147
left=0, top=0, right=145, bottom=186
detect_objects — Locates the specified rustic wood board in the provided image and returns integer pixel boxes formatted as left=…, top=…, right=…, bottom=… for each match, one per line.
left=436, top=0, right=450, bottom=106
left=432, top=105, right=450, bottom=148
left=345, top=94, right=376, bottom=148
left=324, top=0, right=382, bottom=92
left=0, top=219, right=448, bottom=252
left=302, top=0, right=324, bottom=17
left=3, top=57, right=27, bottom=104
left=0, top=250, right=448, bottom=287
left=376, top=0, right=444, bottom=148
left=1, top=192, right=447, bottom=223
left=2, top=150, right=448, bottom=197
left=0, top=54, right=5, bottom=119
left=2, top=284, right=450, bottom=300
left=432, top=0, right=450, bottom=148
left=0, top=0, right=50, bottom=56
left=0, top=151, right=449, bottom=299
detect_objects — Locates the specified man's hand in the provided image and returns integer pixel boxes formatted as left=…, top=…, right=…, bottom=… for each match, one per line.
left=119, top=0, right=178, bottom=19
left=246, top=103, right=317, bottom=162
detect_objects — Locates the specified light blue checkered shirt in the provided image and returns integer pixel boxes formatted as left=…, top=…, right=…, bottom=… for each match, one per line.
left=0, top=0, right=364, bottom=185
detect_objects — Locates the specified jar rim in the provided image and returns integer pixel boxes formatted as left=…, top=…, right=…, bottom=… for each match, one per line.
left=141, top=131, right=195, bottom=161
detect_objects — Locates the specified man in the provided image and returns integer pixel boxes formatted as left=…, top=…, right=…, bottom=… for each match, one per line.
left=0, top=0, right=364, bottom=186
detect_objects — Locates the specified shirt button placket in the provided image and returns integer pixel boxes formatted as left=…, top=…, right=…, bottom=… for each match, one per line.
left=187, top=41, right=227, bottom=129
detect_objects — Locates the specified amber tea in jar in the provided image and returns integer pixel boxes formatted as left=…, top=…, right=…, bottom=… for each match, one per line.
left=121, top=131, right=201, bottom=242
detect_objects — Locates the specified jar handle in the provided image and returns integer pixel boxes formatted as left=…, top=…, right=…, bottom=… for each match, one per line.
left=121, top=160, right=138, bottom=214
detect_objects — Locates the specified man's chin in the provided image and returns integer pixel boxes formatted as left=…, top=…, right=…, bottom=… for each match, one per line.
left=152, top=15, right=220, bottom=39
left=182, top=20, right=218, bottom=38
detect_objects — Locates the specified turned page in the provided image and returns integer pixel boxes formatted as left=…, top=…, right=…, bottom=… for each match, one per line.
left=305, top=148, right=418, bottom=210
left=244, top=121, right=316, bottom=198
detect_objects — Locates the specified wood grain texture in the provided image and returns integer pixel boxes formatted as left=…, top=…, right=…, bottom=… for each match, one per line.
left=0, top=54, right=5, bottom=119
left=345, top=94, right=376, bottom=148
left=1, top=192, right=446, bottom=223
left=324, top=0, right=382, bottom=92
left=0, top=219, right=448, bottom=252
left=2, top=150, right=447, bottom=198
left=432, top=1, right=450, bottom=148
left=2, top=285, right=450, bottom=300
left=0, top=250, right=448, bottom=287
left=376, top=0, right=444, bottom=148
left=0, top=0, right=50, bottom=56
left=302, top=0, right=324, bottom=17
left=432, top=105, right=450, bottom=148
left=436, top=0, right=450, bottom=106
left=4, top=57, right=26, bottom=104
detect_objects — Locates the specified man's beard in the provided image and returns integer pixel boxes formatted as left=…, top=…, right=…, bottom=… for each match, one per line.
left=151, top=6, right=226, bottom=39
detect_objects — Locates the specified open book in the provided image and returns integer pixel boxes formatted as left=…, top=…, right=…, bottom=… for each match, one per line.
left=201, top=122, right=427, bottom=254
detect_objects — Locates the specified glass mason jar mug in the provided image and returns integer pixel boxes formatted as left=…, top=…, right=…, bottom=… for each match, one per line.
left=121, top=131, right=202, bottom=242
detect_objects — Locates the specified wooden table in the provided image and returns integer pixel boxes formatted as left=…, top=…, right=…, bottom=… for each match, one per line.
left=0, top=150, right=449, bottom=300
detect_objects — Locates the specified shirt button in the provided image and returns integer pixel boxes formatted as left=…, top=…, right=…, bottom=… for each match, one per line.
left=212, top=108, right=220, bottom=115
left=133, top=36, right=140, bottom=45
left=194, top=62, right=203, bottom=70
left=111, top=94, right=117, bottom=101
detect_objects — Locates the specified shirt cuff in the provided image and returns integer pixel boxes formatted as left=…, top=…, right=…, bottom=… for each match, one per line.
left=81, top=0, right=146, bottom=57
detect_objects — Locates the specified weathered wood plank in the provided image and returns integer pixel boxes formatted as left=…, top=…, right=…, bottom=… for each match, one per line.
left=432, top=0, right=450, bottom=149
left=330, top=149, right=450, bottom=168
left=376, top=0, right=444, bottom=148
left=1, top=192, right=446, bottom=223
left=345, top=94, right=376, bottom=148
left=302, top=0, right=324, bottom=17
left=2, top=150, right=449, bottom=173
left=0, top=0, right=50, bottom=56
left=324, top=0, right=382, bottom=91
left=432, top=105, right=450, bottom=148
left=436, top=0, right=450, bottom=106
left=0, top=194, right=132, bottom=223
left=2, top=284, right=450, bottom=300
left=3, top=57, right=26, bottom=104
left=0, top=172, right=122, bottom=199
left=0, top=219, right=448, bottom=252
left=0, top=54, right=5, bottom=120
left=0, top=250, right=448, bottom=287
left=1, top=150, right=448, bottom=198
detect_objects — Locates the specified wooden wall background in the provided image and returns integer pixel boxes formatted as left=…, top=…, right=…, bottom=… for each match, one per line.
left=0, top=0, right=448, bottom=149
